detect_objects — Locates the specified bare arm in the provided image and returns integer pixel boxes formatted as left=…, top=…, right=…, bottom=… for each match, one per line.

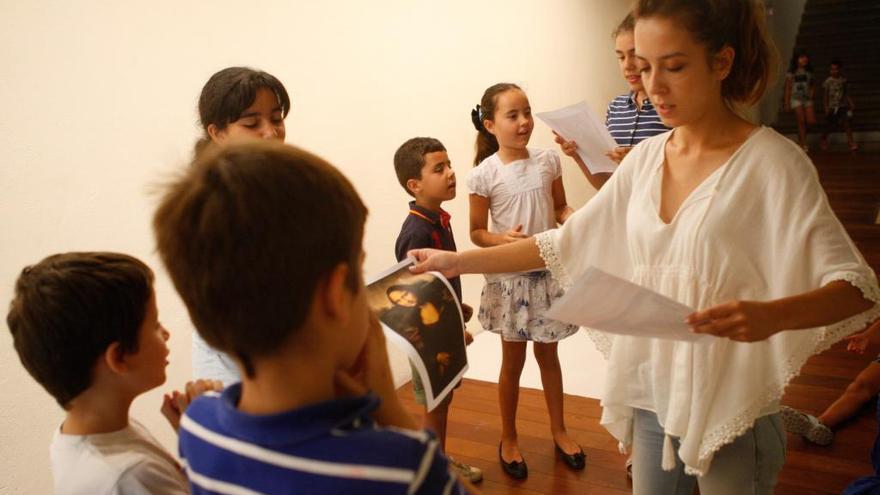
left=689, top=280, right=875, bottom=342
left=554, top=131, right=611, bottom=190
left=551, top=177, right=574, bottom=224
left=469, top=194, right=527, bottom=247
left=409, top=238, right=545, bottom=280
left=574, top=154, right=612, bottom=190
left=773, top=280, right=872, bottom=329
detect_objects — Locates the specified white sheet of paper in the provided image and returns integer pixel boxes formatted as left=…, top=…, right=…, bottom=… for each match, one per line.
left=536, top=101, right=618, bottom=175
left=545, top=266, right=711, bottom=342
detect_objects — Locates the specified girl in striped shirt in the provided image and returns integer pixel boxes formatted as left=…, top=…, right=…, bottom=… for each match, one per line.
left=556, top=13, right=668, bottom=190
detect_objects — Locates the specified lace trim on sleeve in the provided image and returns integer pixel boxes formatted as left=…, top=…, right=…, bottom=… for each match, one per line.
left=832, top=272, right=880, bottom=304
left=535, top=231, right=613, bottom=360
left=585, top=329, right=613, bottom=360
left=686, top=273, right=880, bottom=476
left=535, top=231, right=572, bottom=289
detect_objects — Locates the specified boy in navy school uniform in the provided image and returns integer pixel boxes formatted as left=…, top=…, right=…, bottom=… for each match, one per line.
left=393, top=137, right=482, bottom=484
left=154, top=141, right=476, bottom=494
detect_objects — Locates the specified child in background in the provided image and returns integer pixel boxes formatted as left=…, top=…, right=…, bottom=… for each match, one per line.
left=393, top=137, right=482, bottom=484
left=191, top=66, right=291, bottom=385
left=820, top=58, right=858, bottom=151
left=781, top=319, right=880, bottom=446
left=6, top=252, right=221, bottom=495
left=154, top=141, right=473, bottom=494
left=556, top=12, right=668, bottom=190
left=195, top=66, right=290, bottom=154
left=840, top=322, right=880, bottom=495
left=468, top=83, right=583, bottom=479
left=785, top=51, right=816, bottom=151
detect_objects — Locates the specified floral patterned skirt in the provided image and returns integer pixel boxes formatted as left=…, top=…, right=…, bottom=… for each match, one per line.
left=478, top=270, right=579, bottom=343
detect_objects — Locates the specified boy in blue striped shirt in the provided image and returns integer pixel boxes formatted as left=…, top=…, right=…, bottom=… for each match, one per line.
left=154, top=142, right=473, bottom=494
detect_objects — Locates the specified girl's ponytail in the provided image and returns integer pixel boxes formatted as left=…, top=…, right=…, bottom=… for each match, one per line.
left=472, top=105, right=499, bottom=166
left=472, top=83, right=521, bottom=166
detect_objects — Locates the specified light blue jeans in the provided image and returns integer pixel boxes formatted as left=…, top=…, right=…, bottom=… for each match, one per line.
left=192, top=333, right=240, bottom=385
left=632, top=408, right=786, bottom=495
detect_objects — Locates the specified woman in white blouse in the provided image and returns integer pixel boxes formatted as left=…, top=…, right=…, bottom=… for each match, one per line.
left=410, top=0, right=879, bottom=493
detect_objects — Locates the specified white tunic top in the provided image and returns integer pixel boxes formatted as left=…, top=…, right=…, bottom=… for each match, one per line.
left=535, top=126, right=880, bottom=475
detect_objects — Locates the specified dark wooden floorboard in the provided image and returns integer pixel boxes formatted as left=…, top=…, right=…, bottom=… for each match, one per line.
left=398, top=149, right=880, bottom=494
left=779, top=149, right=880, bottom=494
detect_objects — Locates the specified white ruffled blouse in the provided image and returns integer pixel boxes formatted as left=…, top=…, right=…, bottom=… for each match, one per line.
left=536, top=126, right=880, bottom=475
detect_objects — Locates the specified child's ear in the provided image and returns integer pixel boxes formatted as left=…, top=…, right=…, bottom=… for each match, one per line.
left=406, top=178, right=421, bottom=196
left=206, top=124, right=224, bottom=142
left=320, top=262, right=351, bottom=322
left=103, top=342, right=129, bottom=375
left=483, top=119, right=496, bottom=136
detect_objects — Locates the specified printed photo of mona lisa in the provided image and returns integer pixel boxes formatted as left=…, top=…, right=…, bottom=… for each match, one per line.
left=367, top=259, right=468, bottom=411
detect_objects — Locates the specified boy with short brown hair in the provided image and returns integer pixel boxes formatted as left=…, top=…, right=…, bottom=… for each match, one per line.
left=7, top=251, right=214, bottom=495
left=394, top=137, right=481, bottom=483
left=154, top=141, right=472, bottom=494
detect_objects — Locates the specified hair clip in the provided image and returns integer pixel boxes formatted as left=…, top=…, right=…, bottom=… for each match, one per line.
left=470, top=105, right=484, bottom=132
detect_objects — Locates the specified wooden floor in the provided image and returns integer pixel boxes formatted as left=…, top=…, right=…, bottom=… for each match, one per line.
left=779, top=147, right=880, bottom=495
left=399, top=148, right=880, bottom=494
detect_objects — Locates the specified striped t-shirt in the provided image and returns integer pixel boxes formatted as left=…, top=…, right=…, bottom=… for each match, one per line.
left=179, top=386, right=465, bottom=494
left=605, top=92, right=669, bottom=147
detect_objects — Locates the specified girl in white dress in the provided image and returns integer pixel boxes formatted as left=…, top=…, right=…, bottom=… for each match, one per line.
left=410, top=1, right=880, bottom=493
left=468, top=83, right=583, bottom=478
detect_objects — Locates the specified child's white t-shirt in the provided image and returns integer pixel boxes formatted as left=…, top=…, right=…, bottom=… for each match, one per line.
left=467, top=148, right=562, bottom=281
left=466, top=147, right=561, bottom=238
left=50, top=418, right=189, bottom=495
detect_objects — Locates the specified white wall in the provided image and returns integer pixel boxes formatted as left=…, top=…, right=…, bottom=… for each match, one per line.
left=0, top=1, right=628, bottom=493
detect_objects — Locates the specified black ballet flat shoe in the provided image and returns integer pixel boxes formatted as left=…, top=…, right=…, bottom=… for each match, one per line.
left=555, top=443, right=586, bottom=470
left=498, top=443, right=528, bottom=479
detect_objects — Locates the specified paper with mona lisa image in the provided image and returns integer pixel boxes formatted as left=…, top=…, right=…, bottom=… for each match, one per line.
left=366, top=258, right=468, bottom=411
